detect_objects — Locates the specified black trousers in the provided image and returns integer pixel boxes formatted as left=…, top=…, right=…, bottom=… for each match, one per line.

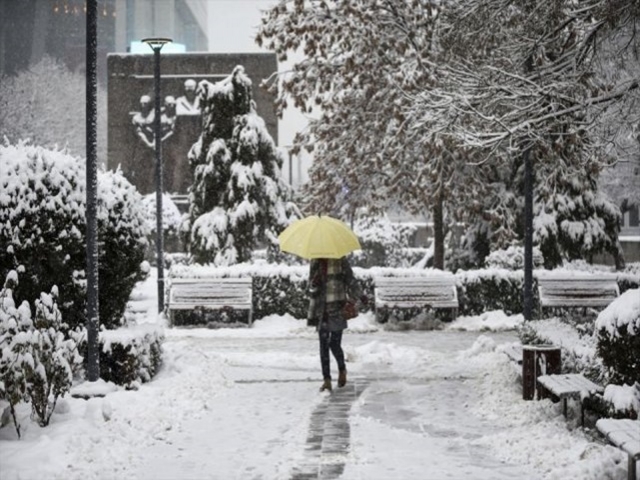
left=319, top=328, right=345, bottom=379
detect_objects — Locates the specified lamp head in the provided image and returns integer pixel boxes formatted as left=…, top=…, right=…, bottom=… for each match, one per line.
left=141, top=37, right=173, bottom=51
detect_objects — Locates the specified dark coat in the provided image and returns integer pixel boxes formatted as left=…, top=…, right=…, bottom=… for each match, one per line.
left=307, top=257, right=361, bottom=332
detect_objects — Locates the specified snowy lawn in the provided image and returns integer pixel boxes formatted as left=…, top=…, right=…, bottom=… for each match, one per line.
left=0, top=273, right=632, bottom=480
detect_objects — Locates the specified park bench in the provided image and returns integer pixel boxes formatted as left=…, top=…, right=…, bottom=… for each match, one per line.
left=374, top=273, right=458, bottom=322
left=167, top=277, right=253, bottom=327
left=596, top=418, right=640, bottom=480
left=537, top=274, right=619, bottom=315
left=536, top=373, right=604, bottom=426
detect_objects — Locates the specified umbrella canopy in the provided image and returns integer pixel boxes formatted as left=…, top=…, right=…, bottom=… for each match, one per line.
left=278, top=215, right=361, bottom=259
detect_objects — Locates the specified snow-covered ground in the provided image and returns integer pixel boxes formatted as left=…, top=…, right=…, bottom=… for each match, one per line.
left=0, top=271, right=632, bottom=480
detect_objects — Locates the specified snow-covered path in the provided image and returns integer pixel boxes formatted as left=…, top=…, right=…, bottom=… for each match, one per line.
left=0, top=271, right=628, bottom=480
left=129, top=329, right=536, bottom=480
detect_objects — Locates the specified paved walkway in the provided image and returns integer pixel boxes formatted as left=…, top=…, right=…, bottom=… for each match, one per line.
left=291, top=380, right=369, bottom=480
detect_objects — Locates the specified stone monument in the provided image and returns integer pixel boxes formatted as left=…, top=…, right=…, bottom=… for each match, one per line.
left=107, top=53, right=278, bottom=196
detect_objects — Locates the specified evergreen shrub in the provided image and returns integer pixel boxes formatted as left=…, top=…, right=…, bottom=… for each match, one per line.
left=456, top=269, right=525, bottom=316
left=351, top=216, right=418, bottom=268
left=79, top=325, right=163, bottom=389
left=0, top=272, right=83, bottom=437
left=595, top=288, right=640, bottom=386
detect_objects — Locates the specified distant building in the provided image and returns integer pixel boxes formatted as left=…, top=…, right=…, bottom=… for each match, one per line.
left=0, top=0, right=208, bottom=82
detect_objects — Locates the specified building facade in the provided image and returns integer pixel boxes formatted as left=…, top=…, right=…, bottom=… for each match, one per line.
left=0, top=0, right=208, bottom=82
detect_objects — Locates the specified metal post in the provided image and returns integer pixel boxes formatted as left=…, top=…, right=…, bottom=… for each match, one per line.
left=153, top=47, right=164, bottom=315
left=523, top=148, right=534, bottom=321
left=85, top=0, right=99, bottom=381
left=143, top=37, right=171, bottom=315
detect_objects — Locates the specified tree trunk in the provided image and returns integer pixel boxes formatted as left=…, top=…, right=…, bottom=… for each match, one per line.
left=432, top=193, right=445, bottom=269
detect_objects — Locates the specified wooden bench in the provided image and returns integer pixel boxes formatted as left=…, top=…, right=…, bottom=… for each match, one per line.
left=168, top=277, right=253, bottom=327
left=536, top=373, right=604, bottom=425
left=537, top=275, right=619, bottom=314
left=596, top=418, right=640, bottom=480
left=374, top=274, right=458, bottom=322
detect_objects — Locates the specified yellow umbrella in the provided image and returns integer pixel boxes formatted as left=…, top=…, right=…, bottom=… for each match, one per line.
left=278, top=215, right=361, bottom=259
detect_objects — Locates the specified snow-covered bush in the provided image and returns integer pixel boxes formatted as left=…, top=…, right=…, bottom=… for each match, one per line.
left=485, top=244, right=544, bottom=270
left=0, top=143, right=149, bottom=330
left=351, top=216, right=418, bottom=268
left=0, top=272, right=83, bottom=436
left=535, top=184, right=623, bottom=269
left=0, top=272, right=34, bottom=438
left=142, top=193, right=184, bottom=255
left=456, top=269, right=525, bottom=316
left=186, top=66, right=299, bottom=265
left=78, top=325, right=163, bottom=389
left=595, top=288, right=640, bottom=386
left=28, top=287, right=83, bottom=427
left=517, top=317, right=602, bottom=381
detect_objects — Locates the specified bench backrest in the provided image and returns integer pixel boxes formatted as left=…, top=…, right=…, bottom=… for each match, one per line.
left=374, top=275, right=458, bottom=309
left=168, top=277, right=253, bottom=310
left=538, top=276, right=619, bottom=308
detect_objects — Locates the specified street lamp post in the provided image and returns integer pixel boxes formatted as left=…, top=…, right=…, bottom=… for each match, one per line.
left=523, top=147, right=534, bottom=321
left=86, top=0, right=99, bottom=381
left=142, top=37, right=172, bottom=315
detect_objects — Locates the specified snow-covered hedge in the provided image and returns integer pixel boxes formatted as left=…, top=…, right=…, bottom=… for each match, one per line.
left=78, top=325, right=164, bottom=389
left=595, top=288, right=640, bottom=386
left=456, top=269, right=525, bottom=316
left=0, top=143, right=149, bottom=331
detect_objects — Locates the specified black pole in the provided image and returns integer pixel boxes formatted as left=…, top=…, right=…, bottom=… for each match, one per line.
left=152, top=46, right=165, bottom=315
left=85, top=0, right=99, bottom=381
left=523, top=148, right=534, bottom=321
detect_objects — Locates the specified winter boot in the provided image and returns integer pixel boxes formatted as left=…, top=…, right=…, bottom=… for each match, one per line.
left=338, top=369, right=347, bottom=388
left=320, top=378, right=332, bottom=392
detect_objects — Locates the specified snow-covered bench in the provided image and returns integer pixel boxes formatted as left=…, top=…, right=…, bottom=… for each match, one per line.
left=168, top=277, right=253, bottom=326
left=537, top=275, right=619, bottom=313
left=374, top=274, right=458, bottom=322
left=596, top=418, right=640, bottom=480
left=536, top=373, right=604, bottom=425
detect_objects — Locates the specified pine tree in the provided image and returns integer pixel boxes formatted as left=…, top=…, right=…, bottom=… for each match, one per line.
left=186, top=66, right=298, bottom=265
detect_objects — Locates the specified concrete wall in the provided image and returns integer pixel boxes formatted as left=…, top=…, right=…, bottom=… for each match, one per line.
left=107, top=52, right=278, bottom=195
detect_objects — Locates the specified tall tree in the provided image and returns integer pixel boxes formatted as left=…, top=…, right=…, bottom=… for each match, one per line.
left=258, top=0, right=467, bottom=269
left=186, top=66, right=299, bottom=265
left=408, top=0, right=631, bottom=267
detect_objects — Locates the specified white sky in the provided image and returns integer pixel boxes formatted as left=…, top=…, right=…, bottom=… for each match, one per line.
left=206, top=0, right=273, bottom=54
left=206, top=0, right=311, bottom=187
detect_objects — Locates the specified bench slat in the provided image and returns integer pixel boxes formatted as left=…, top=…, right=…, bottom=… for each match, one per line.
left=538, top=276, right=619, bottom=308
left=537, top=374, right=603, bottom=398
left=596, top=419, right=640, bottom=457
left=373, top=275, right=459, bottom=320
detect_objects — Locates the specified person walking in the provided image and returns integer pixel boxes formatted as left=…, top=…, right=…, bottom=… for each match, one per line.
left=307, top=256, right=364, bottom=392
